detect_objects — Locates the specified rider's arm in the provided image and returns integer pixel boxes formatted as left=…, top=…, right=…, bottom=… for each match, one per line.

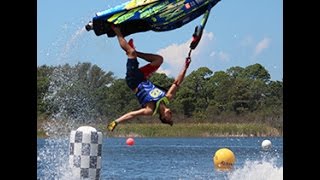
left=165, top=59, right=191, bottom=100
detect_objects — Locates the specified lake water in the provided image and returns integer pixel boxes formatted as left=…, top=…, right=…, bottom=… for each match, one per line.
left=37, top=137, right=283, bottom=180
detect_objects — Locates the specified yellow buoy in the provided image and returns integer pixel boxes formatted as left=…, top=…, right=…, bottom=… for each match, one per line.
left=213, top=148, right=236, bottom=171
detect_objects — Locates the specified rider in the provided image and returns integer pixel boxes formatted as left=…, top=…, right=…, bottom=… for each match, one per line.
left=107, top=25, right=192, bottom=131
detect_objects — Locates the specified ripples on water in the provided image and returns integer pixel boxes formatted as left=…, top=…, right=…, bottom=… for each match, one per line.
left=37, top=137, right=283, bottom=180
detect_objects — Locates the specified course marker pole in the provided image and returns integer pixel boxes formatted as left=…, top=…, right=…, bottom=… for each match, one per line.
left=69, top=126, right=102, bottom=180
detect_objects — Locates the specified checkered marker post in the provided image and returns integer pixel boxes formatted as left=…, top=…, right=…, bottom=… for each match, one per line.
left=69, top=126, right=103, bottom=180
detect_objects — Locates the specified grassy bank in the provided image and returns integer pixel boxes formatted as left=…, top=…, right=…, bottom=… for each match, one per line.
left=101, top=123, right=281, bottom=137
left=37, top=123, right=282, bottom=138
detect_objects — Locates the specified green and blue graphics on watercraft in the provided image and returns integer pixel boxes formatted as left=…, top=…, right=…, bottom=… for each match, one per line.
left=86, top=0, right=221, bottom=37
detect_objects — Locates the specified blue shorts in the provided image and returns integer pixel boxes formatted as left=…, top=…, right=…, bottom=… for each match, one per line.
left=125, top=58, right=145, bottom=90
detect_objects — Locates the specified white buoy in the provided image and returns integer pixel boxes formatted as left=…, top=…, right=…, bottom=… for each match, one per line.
left=261, top=139, right=272, bottom=150
left=69, top=126, right=103, bottom=180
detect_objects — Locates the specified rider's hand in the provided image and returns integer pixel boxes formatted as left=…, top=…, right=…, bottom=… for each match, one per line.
left=185, top=57, right=191, bottom=69
left=190, top=25, right=203, bottom=49
left=111, top=24, right=120, bottom=33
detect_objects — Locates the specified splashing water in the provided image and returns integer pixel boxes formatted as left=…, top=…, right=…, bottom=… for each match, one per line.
left=43, top=64, right=101, bottom=137
left=228, top=159, right=283, bottom=180
left=37, top=138, right=72, bottom=180
left=59, top=27, right=87, bottom=63
left=38, top=24, right=103, bottom=179
left=39, top=16, right=99, bottom=67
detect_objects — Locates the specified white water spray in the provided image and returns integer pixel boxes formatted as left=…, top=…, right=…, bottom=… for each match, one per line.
left=38, top=23, right=103, bottom=180
left=59, top=27, right=87, bottom=63
left=228, top=158, right=283, bottom=180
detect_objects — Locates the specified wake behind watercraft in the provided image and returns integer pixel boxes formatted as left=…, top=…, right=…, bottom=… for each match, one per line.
left=85, top=0, right=221, bottom=37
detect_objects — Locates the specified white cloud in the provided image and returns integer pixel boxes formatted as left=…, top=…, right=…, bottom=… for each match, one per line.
left=240, top=35, right=254, bottom=47
left=157, top=42, right=189, bottom=69
left=209, top=51, right=216, bottom=57
left=156, top=67, right=172, bottom=76
left=209, top=51, right=230, bottom=61
left=210, top=50, right=230, bottom=62
left=156, top=31, right=214, bottom=76
left=218, top=51, right=230, bottom=62
left=254, top=37, right=271, bottom=56
left=206, top=31, right=214, bottom=40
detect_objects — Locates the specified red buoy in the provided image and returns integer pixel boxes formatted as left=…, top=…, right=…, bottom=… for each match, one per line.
left=126, top=137, right=135, bottom=146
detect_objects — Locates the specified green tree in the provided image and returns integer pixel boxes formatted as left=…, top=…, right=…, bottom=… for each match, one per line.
left=37, top=62, right=283, bottom=129
left=226, top=66, right=245, bottom=78
left=103, top=79, right=138, bottom=120
left=176, top=67, right=213, bottom=117
left=242, top=63, right=271, bottom=83
left=149, top=72, right=174, bottom=90
left=37, top=65, right=54, bottom=116
left=208, top=71, right=233, bottom=112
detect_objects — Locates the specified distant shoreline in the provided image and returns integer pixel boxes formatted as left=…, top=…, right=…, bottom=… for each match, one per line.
left=37, top=123, right=282, bottom=138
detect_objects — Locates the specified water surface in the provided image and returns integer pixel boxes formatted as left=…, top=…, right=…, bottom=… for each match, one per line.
left=37, top=137, right=283, bottom=179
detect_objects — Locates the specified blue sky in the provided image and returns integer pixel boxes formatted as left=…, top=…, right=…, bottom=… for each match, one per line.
left=38, top=0, right=283, bottom=81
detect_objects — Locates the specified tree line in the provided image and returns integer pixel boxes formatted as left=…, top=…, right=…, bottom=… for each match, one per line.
left=37, top=62, right=283, bottom=130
